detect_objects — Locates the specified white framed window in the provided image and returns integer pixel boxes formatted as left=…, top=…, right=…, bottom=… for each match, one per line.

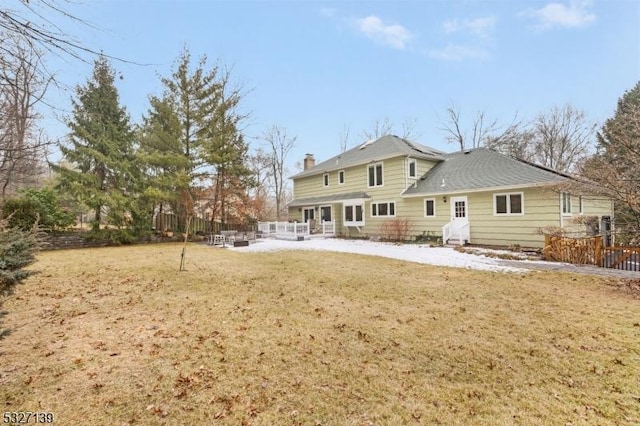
left=338, top=170, right=345, bottom=185
left=494, top=192, right=524, bottom=216
left=323, top=173, right=329, bottom=187
left=344, top=203, right=365, bottom=226
left=371, top=201, right=396, bottom=217
left=424, top=198, right=436, bottom=217
left=578, top=195, right=583, bottom=214
left=561, top=192, right=572, bottom=215
left=367, top=162, right=383, bottom=187
left=408, top=159, right=417, bottom=178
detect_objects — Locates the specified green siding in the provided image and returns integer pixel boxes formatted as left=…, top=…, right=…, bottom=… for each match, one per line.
left=290, top=157, right=614, bottom=248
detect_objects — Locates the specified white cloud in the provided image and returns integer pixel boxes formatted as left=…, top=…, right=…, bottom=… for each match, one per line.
left=428, top=44, right=489, bottom=61
left=523, top=0, right=596, bottom=29
left=355, top=15, right=414, bottom=49
left=443, top=17, right=497, bottom=39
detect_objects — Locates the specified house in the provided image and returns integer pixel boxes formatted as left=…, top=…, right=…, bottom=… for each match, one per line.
left=288, top=135, right=613, bottom=248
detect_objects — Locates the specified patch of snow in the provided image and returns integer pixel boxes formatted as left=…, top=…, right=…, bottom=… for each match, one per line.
left=227, top=238, right=528, bottom=273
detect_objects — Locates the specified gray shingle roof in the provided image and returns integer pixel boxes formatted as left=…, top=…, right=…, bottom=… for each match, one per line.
left=291, top=134, right=445, bottom=179
left=288, top=191, right=371, bottom=207
left=402, top=148, right=570, bottom=196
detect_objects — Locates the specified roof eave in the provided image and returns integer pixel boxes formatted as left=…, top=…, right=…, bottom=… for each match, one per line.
left=292, top=153, right=443, bottom=180
left=401, top=180, right=568, bottom=198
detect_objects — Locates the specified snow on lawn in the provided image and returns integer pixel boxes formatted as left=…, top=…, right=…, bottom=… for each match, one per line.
left=228, top=238, right=527, bottom=273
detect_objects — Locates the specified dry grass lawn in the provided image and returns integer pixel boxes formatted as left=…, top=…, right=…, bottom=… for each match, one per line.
left=1, top=243, right=639, bottom=425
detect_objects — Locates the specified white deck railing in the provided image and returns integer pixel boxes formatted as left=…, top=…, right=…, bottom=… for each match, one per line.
left=442, top=222, right=451, bottom=244
left=258, top=221, right=335, bottom=239
left=442, top=221, right=470, bottom=245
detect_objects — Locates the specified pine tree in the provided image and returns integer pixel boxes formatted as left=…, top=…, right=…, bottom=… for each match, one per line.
left=201, top=76, right=253, bottom=227
left=155, top=49, right=222, bottom=230
left=138, top=96, right=190, bottom=231
left=0, top=217, right=39, bottom=296
left=52, top=56, right=135, bottom=231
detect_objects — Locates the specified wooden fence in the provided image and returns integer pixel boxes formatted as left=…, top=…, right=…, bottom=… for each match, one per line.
left=544, top=235, right=640, bottom=271
left=602, top=246, right=640, bottom=271
left=154, top=213, right=256, bottom=235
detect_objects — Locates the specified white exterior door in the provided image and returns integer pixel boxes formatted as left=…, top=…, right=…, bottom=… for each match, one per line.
left=449, top=196, right=469, bottom=242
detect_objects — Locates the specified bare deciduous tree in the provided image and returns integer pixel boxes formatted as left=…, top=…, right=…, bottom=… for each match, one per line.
left=0, top=1, right=126, bottom=72
left=438, top=104, right=503, bottom=151
left=247, top=148, right=273, bottom=220
left=530, top=104, right=595, bottom=173
left=263, top=125, right=296, bottom=220
left=361, top=116, right=394, bottom=141
left=360, top=116, right=420, bottom=142
left=339, top=123, right=350, bottom=153
left=579, top=82, right=640, bottom=243
left=0, top=35, right=50, bottom=203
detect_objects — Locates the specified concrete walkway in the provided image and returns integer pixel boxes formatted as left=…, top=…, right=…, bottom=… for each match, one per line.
left=497, top=259, right=640, bottom=279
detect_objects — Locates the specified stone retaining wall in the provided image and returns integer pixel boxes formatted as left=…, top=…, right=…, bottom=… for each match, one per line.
left=42, top=232, right=184, bottom=251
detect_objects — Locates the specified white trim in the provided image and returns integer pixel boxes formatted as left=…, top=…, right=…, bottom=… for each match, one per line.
left=561, top=192, right=572, bottom=216
left=291, top=152, right=440, bottom=179
left=370, top=200, right=396, bottom=217
left=343, top=202, right=365, bottom=227
left=367, top=162, right=384, bottom=188
left=493, top=192, right=525, bottom=216
left=407, top=158, right=417, bottom=178
left=578, top=195, right=583, bottom=214
left=424, top=198, right=436, bottom=217
left=319, top=204, right=332, bottom=222
left=302, top=207, right=315, bottom=222
left=450, top=196, right=469, bottom=221
left=401, top=181, right=565, bottom=198
left=338, top=170, right=345, bottom=185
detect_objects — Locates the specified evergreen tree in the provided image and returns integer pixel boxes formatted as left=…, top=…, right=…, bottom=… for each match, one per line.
left=0, top=217, right=39, bottom=296
left=581, top=81, right=640, bottom=243
left=155, top=49, right=222, bottom=230
left=52, top=56, right=136, bottom=231
left=138, top=96, right=190, bottom=231
left=151, top=48, right=253, bottom=230
left=201, top=74, right=253, bottom=227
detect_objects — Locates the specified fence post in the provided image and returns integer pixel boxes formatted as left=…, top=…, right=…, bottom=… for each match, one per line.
left=595, top=235, right=603, bottom=267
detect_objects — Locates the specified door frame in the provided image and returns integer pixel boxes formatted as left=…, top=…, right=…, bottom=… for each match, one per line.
left=449, top=196, right=470, bottom=242
left=302, top=207, right=315, bottom=223
left=319, top=205, right=332, bottom=223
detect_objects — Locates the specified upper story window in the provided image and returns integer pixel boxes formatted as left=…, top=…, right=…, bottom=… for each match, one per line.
left=494, top=192, right=524, bottom=216
left=561, top=192, right=572, bottom=214
left=408, top=159, right=417, bottom=178
left=368, top=162, right=383, bottom=187
left=338, top=170, right=345, bottom=185
left=323, top=173, right=329, bottom=187
left=371, top=201, right=396, bottom=217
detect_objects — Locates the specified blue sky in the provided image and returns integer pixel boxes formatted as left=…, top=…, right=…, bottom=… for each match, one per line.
left=37, top=0, right=640, bottom=170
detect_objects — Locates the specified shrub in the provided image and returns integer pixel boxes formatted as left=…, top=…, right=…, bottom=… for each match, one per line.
left=0, top=217, right=40, bottom=296
left=2, top=188, right=76, bottom=232
left=415, top=231, right=442, bottom=245
left=378, top=218, right=414, bottom=242
left=85, top=228, right=137, bottom=245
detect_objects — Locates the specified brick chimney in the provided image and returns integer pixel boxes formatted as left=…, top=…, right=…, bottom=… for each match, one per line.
left=303, top=153, right=315, bottom=170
